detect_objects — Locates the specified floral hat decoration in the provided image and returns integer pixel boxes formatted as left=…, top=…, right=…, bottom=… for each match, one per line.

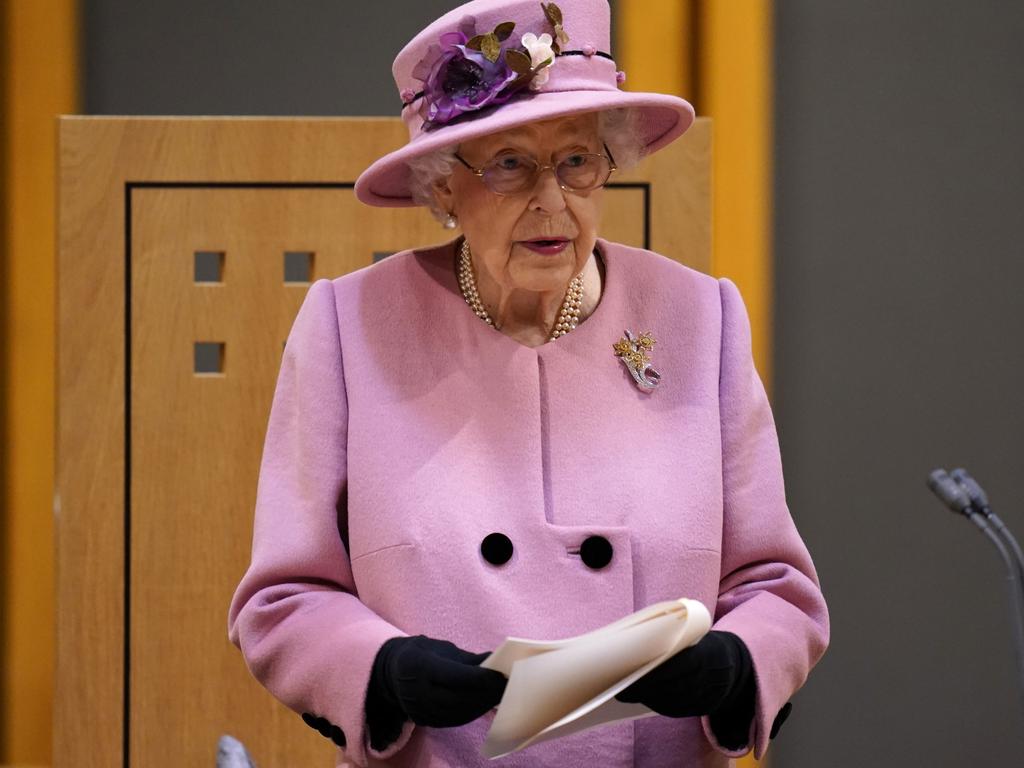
left=354, top=0, right=696, bottom=207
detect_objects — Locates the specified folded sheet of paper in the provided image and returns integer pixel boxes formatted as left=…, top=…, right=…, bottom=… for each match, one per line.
left=478, top=597, right=712, bottom=759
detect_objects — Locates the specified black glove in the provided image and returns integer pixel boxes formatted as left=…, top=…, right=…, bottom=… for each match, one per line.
left=365, top=634, right=508, bottom=751
left=614, top=630, right=755, bottom=749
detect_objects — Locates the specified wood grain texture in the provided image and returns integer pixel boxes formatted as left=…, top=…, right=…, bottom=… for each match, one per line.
left=55, top=115, right=710, bottom=767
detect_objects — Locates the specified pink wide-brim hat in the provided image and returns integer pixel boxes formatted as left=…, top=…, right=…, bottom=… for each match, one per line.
left=353, top=0, right=696, bottom=207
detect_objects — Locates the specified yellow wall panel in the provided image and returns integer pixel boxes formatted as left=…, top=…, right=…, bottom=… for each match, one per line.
left=699, top=0, right=775, bottom=392
left=3, top=0, right=80, bottom=762
left=618, top=0, right=695, bottom=98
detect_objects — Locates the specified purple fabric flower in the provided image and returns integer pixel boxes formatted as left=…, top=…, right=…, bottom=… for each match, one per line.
left=417, top=29, right=519, bottom=129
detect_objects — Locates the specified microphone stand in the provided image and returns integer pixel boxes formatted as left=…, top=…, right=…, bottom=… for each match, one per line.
left=927, top=468, right=1024, bottom=716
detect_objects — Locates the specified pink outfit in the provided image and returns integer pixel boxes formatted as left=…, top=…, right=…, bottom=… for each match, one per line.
left=227, top=237, right=830, bottom=767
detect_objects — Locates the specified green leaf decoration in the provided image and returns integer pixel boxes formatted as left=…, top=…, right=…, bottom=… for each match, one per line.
left=505, top=47, right=532, bottom=74
left=466, top=34, right=484, bottom=51
left=536, top=56, right=553, bottom=70
left=542, top=2, right=563, bottom=27
left=551, top=39, right=561, bottom=55
left=507, top=71, right=534, bottom=92
left=494, top=21, right=515, bottom=41
left=481, top=32, right=500, bottom=62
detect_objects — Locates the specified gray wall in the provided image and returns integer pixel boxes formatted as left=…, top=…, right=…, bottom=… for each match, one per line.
left=773, top=1, right=1024, bottom=765
left=82, top=0, right=458, bottom=116
left=82, top=0, right=618, bottom=116
left=83, top=1, right=1024, bottom=765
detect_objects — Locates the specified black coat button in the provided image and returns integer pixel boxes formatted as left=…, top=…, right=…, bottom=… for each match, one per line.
left=303, top=711, right=345, bottom=745
left=329, top=724, right=347, bottom=746
left=302, top=712, right=328, bottom=730
left=580, top=535, right=613, bottom=569
left=481, top=532, right=513, bottom=565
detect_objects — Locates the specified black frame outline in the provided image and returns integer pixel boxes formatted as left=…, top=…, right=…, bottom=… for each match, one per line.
left=122, top=179, right=649, bottom=765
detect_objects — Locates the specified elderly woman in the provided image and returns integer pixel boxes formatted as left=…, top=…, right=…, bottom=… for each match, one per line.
left=227, top=1, right=829, bottom=767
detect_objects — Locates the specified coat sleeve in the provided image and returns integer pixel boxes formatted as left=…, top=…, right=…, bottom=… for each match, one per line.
left=699, top=277, right=831, bottom=760
left=226, top=278, right=416, bottom=767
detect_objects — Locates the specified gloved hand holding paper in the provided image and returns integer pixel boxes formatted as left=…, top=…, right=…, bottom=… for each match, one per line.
left=478, top=598, right=712, bottom=759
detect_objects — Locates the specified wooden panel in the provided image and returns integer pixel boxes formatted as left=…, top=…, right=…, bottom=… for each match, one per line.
left=643, top=117, right=712, bottom=272
left=129, top=186, right=445, bottom=766
left=605, top=117, right=712, bottom=272
left=56, top=115, right=711, bottom=767
left=599, top=186, right=645, bottom=248
left=57, top=116, right=404, bottom=768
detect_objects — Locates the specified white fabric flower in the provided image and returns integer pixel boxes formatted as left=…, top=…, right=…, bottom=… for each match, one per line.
left=521, top=32, right=555, bottom=68
left=521, top=32, right=555, bottom=90
left=529, top=66, right=551, bottom=89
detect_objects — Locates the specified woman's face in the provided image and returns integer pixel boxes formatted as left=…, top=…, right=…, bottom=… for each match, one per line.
left=432, top=111, right=605, bottom=294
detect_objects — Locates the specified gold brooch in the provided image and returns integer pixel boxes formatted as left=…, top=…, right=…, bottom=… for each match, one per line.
left=613, top=329, right=662, bottom=392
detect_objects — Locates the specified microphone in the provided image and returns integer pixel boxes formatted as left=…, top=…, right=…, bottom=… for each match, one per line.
left=950, top=468, right=1024, bottom=592
left=927, top=467, right=1024, bottom=716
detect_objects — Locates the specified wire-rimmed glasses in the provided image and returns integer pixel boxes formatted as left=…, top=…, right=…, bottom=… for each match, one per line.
left=453, top=143, right=618, bottom=195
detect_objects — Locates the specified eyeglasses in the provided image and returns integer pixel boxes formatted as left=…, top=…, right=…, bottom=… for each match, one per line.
left=453, top=143, right=618, bottom=195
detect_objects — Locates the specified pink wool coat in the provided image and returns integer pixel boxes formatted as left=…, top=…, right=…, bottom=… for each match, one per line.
left=227, top=236, right=830, bottom=768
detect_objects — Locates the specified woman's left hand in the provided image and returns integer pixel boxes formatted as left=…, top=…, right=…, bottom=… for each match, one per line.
left=614, top=630, right=754, bottom=720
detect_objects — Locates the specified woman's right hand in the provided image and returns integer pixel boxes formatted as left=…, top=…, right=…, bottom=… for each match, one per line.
left=366, top=634, right=507, bottom=736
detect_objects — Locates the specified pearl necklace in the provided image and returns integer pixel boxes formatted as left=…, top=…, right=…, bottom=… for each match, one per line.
left=457, top=239, right=584, bottom=342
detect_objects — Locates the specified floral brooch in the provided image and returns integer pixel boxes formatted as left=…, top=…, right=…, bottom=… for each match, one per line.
left=410, top=2, right=569, bottom=131
left=613, top=330, right=662, bottom=392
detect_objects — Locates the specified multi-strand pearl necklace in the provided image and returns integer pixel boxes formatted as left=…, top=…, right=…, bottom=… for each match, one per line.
left=457, top=238, right=584, bottom=342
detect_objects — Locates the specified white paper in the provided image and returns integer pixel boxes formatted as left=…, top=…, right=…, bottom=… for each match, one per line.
left=478, top=598, right=712, bottom=759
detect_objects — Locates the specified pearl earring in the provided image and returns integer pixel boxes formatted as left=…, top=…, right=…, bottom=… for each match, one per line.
left=443, top=212, right=458, bottom=230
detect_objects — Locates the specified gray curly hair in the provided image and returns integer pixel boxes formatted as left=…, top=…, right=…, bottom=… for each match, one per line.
left=406, top=107, right=647, bottom=224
